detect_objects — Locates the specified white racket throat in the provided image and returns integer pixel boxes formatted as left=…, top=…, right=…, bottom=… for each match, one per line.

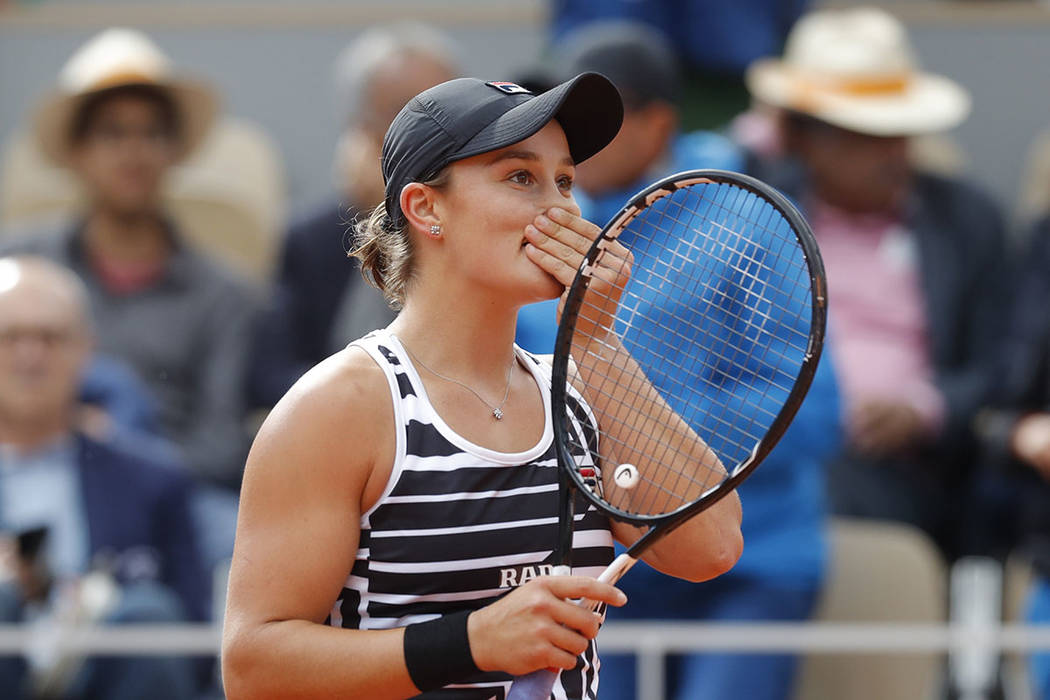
left=597, top=553, right=637, bottom=586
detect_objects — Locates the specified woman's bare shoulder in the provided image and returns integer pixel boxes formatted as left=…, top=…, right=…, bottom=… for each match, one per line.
left=247, top=346, right=392, bottom=485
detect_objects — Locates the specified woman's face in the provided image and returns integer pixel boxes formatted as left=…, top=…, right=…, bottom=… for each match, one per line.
left=430, top=121, right=580, bottom=305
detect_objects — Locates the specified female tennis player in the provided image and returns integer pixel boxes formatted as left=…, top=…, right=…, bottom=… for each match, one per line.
left=221, top=73, right=743, bottom=699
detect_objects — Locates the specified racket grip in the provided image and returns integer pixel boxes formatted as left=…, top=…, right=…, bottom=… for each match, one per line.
left=506, top=564, right=571, bottom=699
left=506, top=669, right=558, bottom=700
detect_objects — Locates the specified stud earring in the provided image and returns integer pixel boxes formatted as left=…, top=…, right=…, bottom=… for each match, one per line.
left=429, top=224, right=442, bottom=238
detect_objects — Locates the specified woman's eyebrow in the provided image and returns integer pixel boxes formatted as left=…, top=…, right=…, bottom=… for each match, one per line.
left=487, top=150, right=539, bottom=165
left=486, top=150, right=574, bottom=167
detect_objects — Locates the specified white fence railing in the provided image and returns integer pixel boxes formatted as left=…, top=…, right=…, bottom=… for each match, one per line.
left=2, top=621, right=1050, bottom=699
left=5, top=621, right=1050, bottom=655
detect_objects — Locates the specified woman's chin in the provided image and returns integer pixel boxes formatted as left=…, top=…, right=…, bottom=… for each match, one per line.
left=518, top=260, right=563, bottom=299
left=528, top=273, right=564, bottom=303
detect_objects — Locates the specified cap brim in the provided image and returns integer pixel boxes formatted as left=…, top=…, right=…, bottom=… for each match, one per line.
left=32, top=77, right=219, bottom=167
left=451, top=72, right=623, bottom=166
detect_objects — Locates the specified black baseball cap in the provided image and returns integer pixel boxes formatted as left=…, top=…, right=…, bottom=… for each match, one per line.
left=381, top=72, right=623, bottom=229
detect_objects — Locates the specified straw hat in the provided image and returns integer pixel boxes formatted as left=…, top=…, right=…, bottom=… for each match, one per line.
left=33, top=28, right=218, bottom=166
left=745, top=7, right=970, bottom=136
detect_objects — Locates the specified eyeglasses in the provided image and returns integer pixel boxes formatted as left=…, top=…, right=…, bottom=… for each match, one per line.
left=0, top=327, right=76, bottom=349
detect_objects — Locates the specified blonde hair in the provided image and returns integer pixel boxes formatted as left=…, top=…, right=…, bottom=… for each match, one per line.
left=349, top=168, right=450, bottom=309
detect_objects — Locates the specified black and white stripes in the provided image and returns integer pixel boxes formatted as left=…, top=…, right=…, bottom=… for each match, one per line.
left=329, top=330, right=614, bottom=700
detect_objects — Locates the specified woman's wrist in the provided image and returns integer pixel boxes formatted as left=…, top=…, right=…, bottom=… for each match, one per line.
left=402, top=610, right=480, bottom=692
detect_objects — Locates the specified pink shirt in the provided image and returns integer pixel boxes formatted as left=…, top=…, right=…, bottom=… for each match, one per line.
left=812, top=201, right=945, bottom=434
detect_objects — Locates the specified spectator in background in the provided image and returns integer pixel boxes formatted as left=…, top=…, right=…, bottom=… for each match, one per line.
left=517, top=22, right=843, bottom=700
left=0, top=256, right=206, bottom=699
left=972, top=210, right=1050, bottom=698
left=745, top=7, right=1007, bottom=557
left=0, top=28, right=258, bottom=571
left=249, top=23, right=459, bottom=407
left=551, top=0, right=809, bottom=129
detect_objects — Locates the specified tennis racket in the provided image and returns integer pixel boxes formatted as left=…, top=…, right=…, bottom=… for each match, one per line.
left=506, top=169, right=826, bottom=699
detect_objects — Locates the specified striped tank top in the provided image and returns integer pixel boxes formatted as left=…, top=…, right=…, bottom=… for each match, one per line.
left=329, top=329, right=615, bottom=700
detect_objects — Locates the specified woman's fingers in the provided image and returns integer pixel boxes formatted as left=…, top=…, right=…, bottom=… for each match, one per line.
left=544, top=575, right=627, bottom=607
left=528, top=206, right=632, bottom=275
left=525, top=242, right=578, bottom=287
left=527, top=211, right=628, bottom=279
left=467, top=574, right=624, bottom=676
left=525, top=224, right=580, bottom=267
left=537, top=207, right=600, bottom=255
left=528, top=206, right=633, bottom=345
left=545, top=624, right=592, bottom=663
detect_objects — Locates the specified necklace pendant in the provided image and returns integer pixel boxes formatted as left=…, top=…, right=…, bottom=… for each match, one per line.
left=493, top=407, right=504, bottom=420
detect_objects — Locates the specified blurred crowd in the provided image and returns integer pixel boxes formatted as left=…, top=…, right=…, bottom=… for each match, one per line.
left=2, top=1, right=1050, bottom=698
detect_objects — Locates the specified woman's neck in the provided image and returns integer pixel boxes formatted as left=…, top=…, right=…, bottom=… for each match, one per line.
left=390, top=283, right=522, bottom=392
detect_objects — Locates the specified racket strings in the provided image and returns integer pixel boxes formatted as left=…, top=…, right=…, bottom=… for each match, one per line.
left=572, top=261, right=807, bottom=404
left=568, top=182, right=815, bottom=519
left=565, top=341, right=740, bottom=516
left=580, top=206, right=813, bottom=375
left=648, top=190, right=814, bottom=326
left=561, top=398, right=724, bottom=515
left=637, top=193, right=812, bottom=341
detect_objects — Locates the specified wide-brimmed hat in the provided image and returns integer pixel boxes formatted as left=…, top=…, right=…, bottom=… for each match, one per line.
left=33, top=28, right=219, bottom=166
left=745, top=7, right=970, bottom=136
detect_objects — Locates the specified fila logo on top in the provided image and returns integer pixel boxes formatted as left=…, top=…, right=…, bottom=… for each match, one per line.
left=486, top=81, right=532, bottom=95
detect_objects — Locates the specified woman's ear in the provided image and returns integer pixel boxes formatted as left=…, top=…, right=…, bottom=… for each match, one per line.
left=400, top=181, right=441, bottom=238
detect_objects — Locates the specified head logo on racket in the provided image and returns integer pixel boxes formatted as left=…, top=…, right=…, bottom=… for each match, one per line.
left=613, top=463, right=640, bottom=489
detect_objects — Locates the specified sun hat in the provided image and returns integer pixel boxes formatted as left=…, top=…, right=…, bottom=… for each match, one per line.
left=33, top=28, right=219, bottom=166
left=745, top=7, right=970, bottom=136
left=381, top=72, right=623, bottom=229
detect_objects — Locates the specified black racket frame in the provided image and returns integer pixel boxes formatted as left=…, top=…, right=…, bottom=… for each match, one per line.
left=548, top=169, right=828, bottom=561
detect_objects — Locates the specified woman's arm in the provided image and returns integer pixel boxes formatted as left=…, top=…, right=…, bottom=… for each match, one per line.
left=525, top=206, right=743, bottom=584
left=221, top=349, right=416, bottom=698
left=576, top=336, right=743, bottom=583
left=222, top=348, right=627, bottom=699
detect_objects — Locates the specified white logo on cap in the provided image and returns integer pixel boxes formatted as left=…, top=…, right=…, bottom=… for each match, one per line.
left=486, top=81, right=532, bottom=95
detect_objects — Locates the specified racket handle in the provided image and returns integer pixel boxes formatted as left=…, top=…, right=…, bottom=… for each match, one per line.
left=597, top=552, right=637, bottom=586
left=506, top=669, right=558, bottom=700
left=575, top=553, right=639, bottom=613
left=506, top=557, right=638, bottom=697
left=506, top=564, right=571, bottom=699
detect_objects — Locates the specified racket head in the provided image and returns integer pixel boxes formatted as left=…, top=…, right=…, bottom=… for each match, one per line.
left=549, top=169, right=826, bottom=529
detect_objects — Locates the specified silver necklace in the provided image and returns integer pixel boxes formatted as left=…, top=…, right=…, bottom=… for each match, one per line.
left=400, top=341, right=515, bottom=420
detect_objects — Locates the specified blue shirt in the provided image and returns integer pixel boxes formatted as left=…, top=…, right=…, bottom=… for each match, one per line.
left=0, top=438, right=90, bottom=580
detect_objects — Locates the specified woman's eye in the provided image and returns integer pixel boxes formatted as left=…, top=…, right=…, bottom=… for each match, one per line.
left=557, top=176, right=574, bottom=192
left=510, top=171, right=533, bottom=185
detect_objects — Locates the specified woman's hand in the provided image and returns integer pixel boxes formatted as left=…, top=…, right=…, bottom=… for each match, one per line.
left=524, top=206, right=633, bottom=346
left=466, top=575, right=626, bottom=675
